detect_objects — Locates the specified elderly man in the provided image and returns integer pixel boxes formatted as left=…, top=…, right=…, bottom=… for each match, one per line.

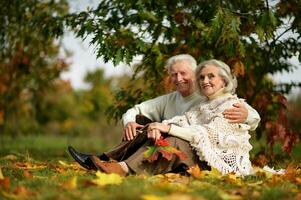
left=68, top=54, right=260, bottom=174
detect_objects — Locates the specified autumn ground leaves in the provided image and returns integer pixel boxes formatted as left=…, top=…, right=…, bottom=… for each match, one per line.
left=1, top=153, right=301, bottom=200
left=0, top=135, right=300, bottom=199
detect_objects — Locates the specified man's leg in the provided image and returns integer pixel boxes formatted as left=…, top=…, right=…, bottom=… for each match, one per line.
left=124, top=136, right=201, bottom=175
left=100, top=115, right=153, bottom=161
left=68, top=115, right=152, bottom=169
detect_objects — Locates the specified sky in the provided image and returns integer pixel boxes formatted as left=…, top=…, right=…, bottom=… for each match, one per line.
left=60, top=1, right=301, bottom=96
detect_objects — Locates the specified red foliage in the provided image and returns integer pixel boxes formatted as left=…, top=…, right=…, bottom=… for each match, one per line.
left=265, top=93, right=299, bottom=154
left=155, top=137, right=170, bottom=146
left=144, top=137, right=187, bottom=162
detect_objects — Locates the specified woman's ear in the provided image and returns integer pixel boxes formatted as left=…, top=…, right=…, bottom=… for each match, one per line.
left=222, top=79, right=227, bottom=87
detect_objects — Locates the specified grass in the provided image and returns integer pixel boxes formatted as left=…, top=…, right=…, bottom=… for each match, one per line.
left=0, top=134, right=119, bottom=161
left=0, top=134, right=300, bottom=200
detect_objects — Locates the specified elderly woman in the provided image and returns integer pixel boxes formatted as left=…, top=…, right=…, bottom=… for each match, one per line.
left=147, top=59, right=257, bottom=176
left=91, top=59, right=259, bottom=176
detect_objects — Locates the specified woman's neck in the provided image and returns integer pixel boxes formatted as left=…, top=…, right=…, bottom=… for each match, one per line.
left=207, top=88, right=230, bottom=100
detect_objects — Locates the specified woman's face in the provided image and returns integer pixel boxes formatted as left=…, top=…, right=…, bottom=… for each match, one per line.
left=198, top=64, right=226, bottom=97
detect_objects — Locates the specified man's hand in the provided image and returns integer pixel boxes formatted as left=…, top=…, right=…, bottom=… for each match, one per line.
left=223, top=103, right=248, bottom=124
left=123, top=122, right=144, bottom=141
left=147, top=122, right=171, bottom=141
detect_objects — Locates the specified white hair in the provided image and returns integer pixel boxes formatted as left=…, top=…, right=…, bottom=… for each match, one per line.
left=196, top=59, right=237, bottom=94
left=165, top=54, right=197, bottom=73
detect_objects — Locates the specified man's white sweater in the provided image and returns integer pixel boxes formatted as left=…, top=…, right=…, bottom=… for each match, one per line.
left=122, top=91, right=202, bottom=126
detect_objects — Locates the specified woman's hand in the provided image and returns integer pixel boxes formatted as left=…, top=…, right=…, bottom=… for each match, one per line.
left=147, top=122, right=171, bottom=141
left=148, top=122, right=171, bottom=133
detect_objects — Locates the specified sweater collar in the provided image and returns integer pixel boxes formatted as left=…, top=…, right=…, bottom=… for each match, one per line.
left=206, top=88, right=231, bottom=100
left=179, top=91, right=199, bottom=100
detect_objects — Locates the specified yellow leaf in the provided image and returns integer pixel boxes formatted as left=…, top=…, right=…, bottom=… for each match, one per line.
left=187, top=165, right=203, bottom=179
left=222, top=173, right=241, bottom=185
left=203, top=167, right=222, bottom=178
left=61, top=176, right=77, bottom=189
left=164, top=173, right=181, bottom=179
left=0, top=167, right=4, bottom=180
left=15, top=162, right=47, bottom=170
left=1, top=191, right=18, bottom=199
left=58, top=160, right=69, bottom=167
left=253, top=166, right=273, bottom=178
left=220, top=192, right=244, bottom=200
left=246, top=180, right=263, bottom=187
left=58, top=160, right=86, bottom=171
left=142, top=194, right=164, bottom=200
left=1, top=154, right=18, bottom=160
left=92, top=171, right=123, bottom=186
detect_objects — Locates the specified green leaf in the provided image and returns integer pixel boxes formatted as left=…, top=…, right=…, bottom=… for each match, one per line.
left=114, top=48, right=123, bottom=65
left=143, top=146, right=159, bottom=162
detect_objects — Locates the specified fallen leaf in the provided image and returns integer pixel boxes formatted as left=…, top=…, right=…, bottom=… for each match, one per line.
left=246, top=180, right=263, bottom=187
left=58, top=160, right=69, bottom=167
left=187, top=165, right=203, bottom=179
left=220, top=191, right=244, bottom=200
left=12, top=186, right=36, bottom=197
left=142, top=194, right=164, bottom=200
left=82, top=179, right=98, bottom=187
left=0, top=177, right=10, bottom=191
left=92, top=171, right=123, bottom=186
left=164, top=173, right=190, bottom=185
left=203, top=167, right=222, bottom=178
left=294, top=193, right=301, bottom=200
left=267, top=174, right=283, bottom=185
left=15, top=162, right=47, bottom=170
left=55, top=167, right=66, bottom=174
left=284, top=164, right=297, bottom=182
left=0, top=167, right=4, bottom=179
left=251, top=190, right=261, bottom=199
left=222, top=173, right=241, bottom=185
left=1, top=154, right=18, bottom=161
left=143, top=193, right=205, bottom=200
left=1, top=191, right=18, bottom=199
left=61, top=176, right=77, bottom=190
left=253, top=166, right=273, bottom=178
left=295, top=177, right=301, bottom=184
left=227, top=188, right=247, bottom=196
left=23, top=170, right=33, bottom=179
left=166, top=194, right=205, bottom=200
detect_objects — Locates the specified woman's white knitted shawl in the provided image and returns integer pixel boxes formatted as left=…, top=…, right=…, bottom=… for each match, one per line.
left=164, top=94, right=254, bottom=176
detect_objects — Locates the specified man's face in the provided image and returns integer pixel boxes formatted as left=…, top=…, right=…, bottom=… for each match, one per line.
left=169, top=60, right=195, bottom=97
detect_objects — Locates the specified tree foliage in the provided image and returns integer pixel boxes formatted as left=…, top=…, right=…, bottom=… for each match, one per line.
left=66, top=0, right=301, bottom=154
left=0, top=0, right=69, bottom=134
left=35, top=69, right=120, bottom=141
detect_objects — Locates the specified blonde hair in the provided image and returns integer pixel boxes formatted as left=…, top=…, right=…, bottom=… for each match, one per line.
left=196, top=59, right=237, bottom=94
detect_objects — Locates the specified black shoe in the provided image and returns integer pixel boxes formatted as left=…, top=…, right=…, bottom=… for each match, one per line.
left=67, top=146, right=97, bottom=170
